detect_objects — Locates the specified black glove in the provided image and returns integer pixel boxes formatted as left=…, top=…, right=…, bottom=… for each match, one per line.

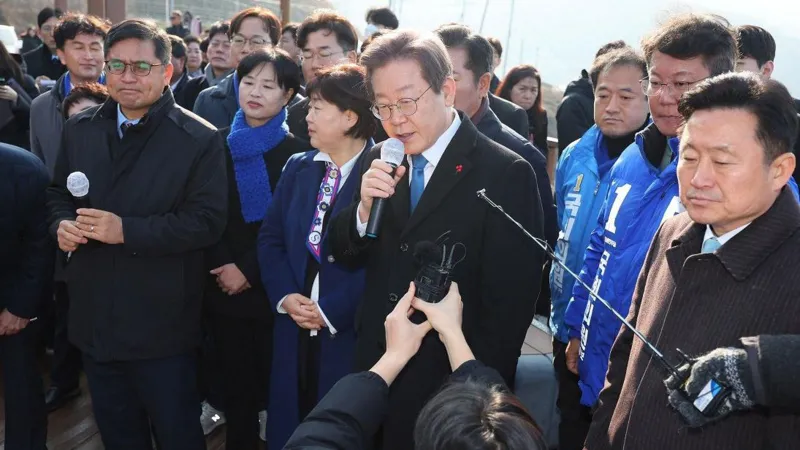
left=664, top=347, right=756, bottom=428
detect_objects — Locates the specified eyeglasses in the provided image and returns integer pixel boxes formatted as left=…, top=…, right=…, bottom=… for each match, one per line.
left=372, top=86, right=432, bottom=121
left=230, top=36, right=270, bottom=48
left=301, top=50, right=344, bottom=63
left=640, top=78, right=707, bottom=97
left=40, top=26, right=54, bottom=33
left=105, top=59, right=162, bottom=76
left=209, top=40, right=231, bottom=50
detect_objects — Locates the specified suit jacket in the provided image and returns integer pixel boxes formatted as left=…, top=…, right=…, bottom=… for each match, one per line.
left=288, top=96, right=389, bottom=145
left=586, top=188, right=800, bottom=450
left=22, top=45, right=65, bottom=80
left=173, top=71, right=208, bottom=112
left=489, top=93, right=529, bottom=138
left=328, top=114, right=544, bottom=450
left=258, top=149, right=367, bottom=448
left=193, top=73, right=238, bottom=128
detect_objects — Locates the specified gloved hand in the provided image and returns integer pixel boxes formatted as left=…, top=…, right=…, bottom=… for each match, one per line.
left=664, top=347, right=756, bottom=428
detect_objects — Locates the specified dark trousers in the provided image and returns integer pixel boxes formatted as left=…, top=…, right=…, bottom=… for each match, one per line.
left=49, top=282, right=82, bottom=390
left=0, top=325, right=47, bottom=450
left=206, top=314, right=272, bottom=450
left=83, top=353, right=205, bottom=450
left=553, top=339, right=592, bottom=450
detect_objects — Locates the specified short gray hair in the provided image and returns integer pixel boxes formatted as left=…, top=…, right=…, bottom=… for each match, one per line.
left=359, top=30, right=452, bottom=99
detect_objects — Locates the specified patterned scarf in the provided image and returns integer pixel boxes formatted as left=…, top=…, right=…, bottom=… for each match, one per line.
left=226, top=107, right=289, bottom=223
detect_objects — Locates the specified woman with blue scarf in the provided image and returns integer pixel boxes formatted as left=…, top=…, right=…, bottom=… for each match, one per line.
left=257, top=64, right=372, bottom=448
left=203, top=48, right=305, bottom=450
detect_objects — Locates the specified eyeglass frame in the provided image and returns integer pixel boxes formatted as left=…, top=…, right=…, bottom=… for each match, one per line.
left=105, top=59, right=163, bottom=77
left=640, top=77, right=708, bottom=98
left=301, top=49, right=345, bottom=64
left=230, top=35, right=270, bottom=48
left=208, top=39, right=232, bottom=49
left=371, top=85, right=432, bottom=121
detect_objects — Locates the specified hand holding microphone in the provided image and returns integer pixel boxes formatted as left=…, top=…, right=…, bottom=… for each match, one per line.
left=359, top=138, right=407, bottom=235
left=57, top=172, right=91, bottom=253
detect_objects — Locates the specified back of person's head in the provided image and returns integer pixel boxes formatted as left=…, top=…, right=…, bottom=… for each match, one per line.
left=641, top=13, right=737, bottom=77
left=735, top=25, right=776, bottom=70
left=366, top=7, right=399, bottom=30
left=207, top=21, right=230, bottom=42
left=236, top=48, right=301, bottom=104
left=496, top=64, right=544, bottom=113
left=414, top=380, right=547, bottom=450
left=679, top=72, right=798, bottom=161
left=297, top=9, right=359, bottom=53
left=229, top=7, right=281, bottom=46
left=38, top=7, right=63, bottom=28
left=305, top=63, right=376, bottom=140
left=54, top=13, right=110, bottom=51
left=106, top=19, right=172, bottom=65
left=169, top=35, right=187, bottom=59
left=62, top=82, right=109, bottom=119
left=596, top=40, right=627, bottom=58
left=360, top=30, right=452, bottom=98
left=590, top=46, right=647, bottom=90
left=435, top=24, right=494, bottom=83
left=487, top=37, right=503, bottom=60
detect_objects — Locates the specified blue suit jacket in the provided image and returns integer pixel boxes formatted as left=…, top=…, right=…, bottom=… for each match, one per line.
left=257, top=148, right=368, bottom=448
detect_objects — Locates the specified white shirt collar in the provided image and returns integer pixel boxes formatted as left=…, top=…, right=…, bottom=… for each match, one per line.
left=313, top=142, right=368, bottom=183
left=703, top=223, right=750, bottom=247
left=408, top=109, right=461, bottom=169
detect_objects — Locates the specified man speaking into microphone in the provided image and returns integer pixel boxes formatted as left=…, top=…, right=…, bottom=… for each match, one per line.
left=328, top=30, right=544, bottom=450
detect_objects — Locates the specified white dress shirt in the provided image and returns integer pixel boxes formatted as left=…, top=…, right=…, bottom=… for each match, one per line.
left=703, top=222, right=750, bottom=248
left=117, top=104, right=141, bottom=138
left=276, top=145, right=366, bottom=336
left=356, top=110, right=461, bottom=236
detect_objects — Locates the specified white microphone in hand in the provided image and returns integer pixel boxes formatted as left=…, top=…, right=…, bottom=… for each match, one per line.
left=366, top=138, right=405, bottom=238
left=66, top=171, right=90, bottom=259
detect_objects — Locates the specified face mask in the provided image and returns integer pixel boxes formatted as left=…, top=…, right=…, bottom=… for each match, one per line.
left=364, top=23, right=380, bottom=37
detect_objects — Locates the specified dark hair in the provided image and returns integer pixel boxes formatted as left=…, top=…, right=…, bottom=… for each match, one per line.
left=38, top=7, right=63, bottom=28
left=236, top=48, right=302, bottom=106
left=183, top=35, right=201, bottom=46
left=54, top=13, right=109, bottom=50
left=305, top=63, right=376, bottom=140
left=200, top=38, right=209, bottom=54
left=679, top=72, right=798, bottom=162
left=169, top=35, right=187, bottom=59
left=106, top=19, right=172, bottom=65
left=366, top=7, right=399, bottom=30
left=487, top=36, right=503, bottom=59
left=360, top=29, right=388, bottom=55
left=496, top=64, right=544, bottom=114
left=297, top=10, right=358, bottom=53
left=435, top=25, right=494, bottom=84
left=207, top=21, right=230, bottom=42
left=360, top=30, right=452, bottom=98
left=595, top=40, right=627, bottom=59
left=735, top=25, right=776, bottom=68
left=641, top=13, right=736, bottom=77
left=282, top=23, right=300, bottom=39
left=415, top=380, right=547, bottom=450
left=229, top=7, right=281, bottom=46
left=62, top=82, right=108, bottom=119
left=0, top=41, right=24, bottom=82
left=590, top=47, right=647, bottom=90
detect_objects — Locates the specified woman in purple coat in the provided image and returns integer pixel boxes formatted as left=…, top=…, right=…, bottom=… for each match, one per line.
left=257, top=64, right=372, bottom=448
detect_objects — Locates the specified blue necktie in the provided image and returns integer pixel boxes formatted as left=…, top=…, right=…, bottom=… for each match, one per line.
left=410, top=154, right=427, bottom=212
left=701, top=237, right=721, bottom=254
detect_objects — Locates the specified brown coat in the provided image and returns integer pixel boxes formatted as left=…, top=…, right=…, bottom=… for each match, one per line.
left=586, top=188, right=800, bottom=450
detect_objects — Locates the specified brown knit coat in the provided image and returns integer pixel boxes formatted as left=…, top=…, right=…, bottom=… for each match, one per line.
left=585, top=188, right=800, bottom=450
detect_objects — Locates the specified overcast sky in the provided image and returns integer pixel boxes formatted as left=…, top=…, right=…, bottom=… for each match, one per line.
left=329, top=0, right=799, bottom=96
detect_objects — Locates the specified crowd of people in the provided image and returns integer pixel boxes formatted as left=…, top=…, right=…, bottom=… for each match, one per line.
left=1, top=3, right=800, bottom=450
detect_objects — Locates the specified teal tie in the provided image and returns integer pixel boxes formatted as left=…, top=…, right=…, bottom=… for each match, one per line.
left=701, top=237, right=721, bottom=254
left=410, top=154, right=427, bottom=212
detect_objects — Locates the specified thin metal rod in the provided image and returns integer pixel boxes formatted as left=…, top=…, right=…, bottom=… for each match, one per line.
left=476, top=189, right=680, bottom=378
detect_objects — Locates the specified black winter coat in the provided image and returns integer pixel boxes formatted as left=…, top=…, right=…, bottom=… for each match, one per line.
left=556, top=74, right=594, bottom=152
left=46, top=91, right=228, bottom=361
left=22, top=45, right=65, bottom=81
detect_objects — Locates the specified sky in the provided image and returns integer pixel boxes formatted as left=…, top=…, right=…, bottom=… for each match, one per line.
left=328, top=0, right=799, bottom=96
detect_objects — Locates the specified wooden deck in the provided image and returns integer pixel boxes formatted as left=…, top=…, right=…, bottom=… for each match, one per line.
left=0, top=324, right=552, bottom=449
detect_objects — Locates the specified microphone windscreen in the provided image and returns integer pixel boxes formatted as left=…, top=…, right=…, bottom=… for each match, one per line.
left=413, top=240, right=442, bottom=267
left=67, top=171, right=90, bottom=198
left=381, top=138, right=405, bottom=166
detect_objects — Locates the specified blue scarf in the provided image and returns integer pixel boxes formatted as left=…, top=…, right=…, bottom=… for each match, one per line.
left=226, top=108, right=289, bottom=223
left=63, top=71, right=106, bottom=97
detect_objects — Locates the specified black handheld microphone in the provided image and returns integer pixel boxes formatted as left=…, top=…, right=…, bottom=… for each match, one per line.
left=366, top=138, right=406, bottom=239
left=67, top=171, right=91, bottom=210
